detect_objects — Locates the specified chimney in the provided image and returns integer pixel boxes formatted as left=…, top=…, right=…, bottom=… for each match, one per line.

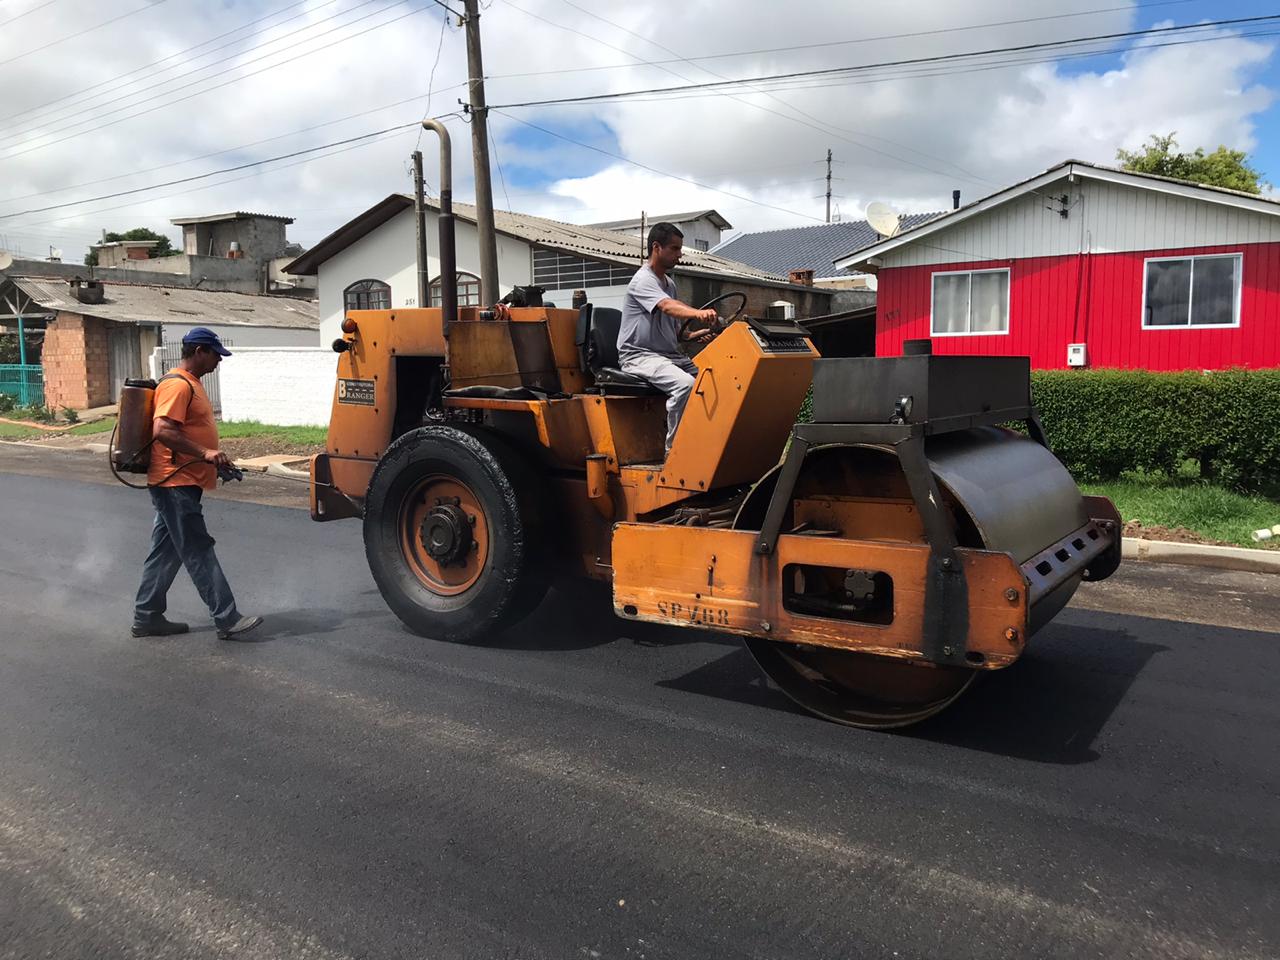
left=788, top=268, right=814, bottom=287
left=952, top=189, right=961, bottom=210
left=69, top=278, right=105, bottom=304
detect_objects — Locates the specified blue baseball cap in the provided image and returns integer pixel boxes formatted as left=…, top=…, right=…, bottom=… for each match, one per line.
left=182, top=326, right=232, bottom=357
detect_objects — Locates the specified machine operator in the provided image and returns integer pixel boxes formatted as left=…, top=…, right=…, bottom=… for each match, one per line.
left=618, top=222, right=719, bottom=453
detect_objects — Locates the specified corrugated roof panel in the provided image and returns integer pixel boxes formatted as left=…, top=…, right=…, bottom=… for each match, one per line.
left=711, top=214, right=943, bottom=278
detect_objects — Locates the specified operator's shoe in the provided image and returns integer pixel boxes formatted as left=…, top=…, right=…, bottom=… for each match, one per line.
left=131, top=616, right=190, bottom=638
left=217, top=615, right=265, bottom=641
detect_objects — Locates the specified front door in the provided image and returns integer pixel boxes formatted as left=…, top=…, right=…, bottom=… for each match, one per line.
left=106, top=325, right=142, bottom=403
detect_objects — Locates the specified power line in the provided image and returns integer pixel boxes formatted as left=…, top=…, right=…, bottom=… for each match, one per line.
left=0, top=123, right=421, bottom=222
left=0, top=82, right=471, bottom=207
left=490, top=109, right=825, bottom=223
left=0, top=0, right=432, bottom=161
left=0, top=0, right=170, bottom=71
left=489, top=15, right=1280, bottom=109
left=487, top=0, right=1201, bottom=81
left=0, top=0, right=57, bottom=28
left=4, top=123, right=429, bottom=235
left=414, top=10, right=455, bottom=151
left=1, top=0, right=401, bottom=151
left=548, top=0, right=993, bottom=193
left=500, top=0, right=991, bottom=190
left=0, top=0, right=338, bottom=130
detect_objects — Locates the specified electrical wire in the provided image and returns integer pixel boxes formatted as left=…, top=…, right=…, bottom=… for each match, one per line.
left=0, top=0, right=171, bottom=71
left=488, top=114, right=512, bottom=211
left=414, top=11, right=454, bottom=152
left=0, top=0, right=333, bottom=129
left=0, top=81, right=470, bottom=207
left=0, top=0, right=429, bottom=161
left=490, top=109, right=825, bottom=223
left=489, top=15, right=1280, bottom=110
left=487, top=0, right=1203, bottom=81
left=0, top=0, right=57, bottom=28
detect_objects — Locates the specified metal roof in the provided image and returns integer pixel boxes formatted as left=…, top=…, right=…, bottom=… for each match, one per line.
left=589, top=209, right=733, bottom=232
left=834, top=158, right=1280, bottom=271
left=10, top=277, right=318, bottom=329
left=170, top=212, right=295, bottom=225
left=286, top=195, right=793, bottom=286
left=711, top=214, right=942, bottom=278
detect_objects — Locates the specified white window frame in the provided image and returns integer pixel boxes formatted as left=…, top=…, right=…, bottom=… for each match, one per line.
left=929, top=267, right=1011, bottom=337
left=1140, top=252, right=1242, bottom=331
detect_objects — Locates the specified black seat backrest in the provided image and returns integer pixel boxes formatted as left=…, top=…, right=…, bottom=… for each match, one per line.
left=588, top=307, right=623, bottom=372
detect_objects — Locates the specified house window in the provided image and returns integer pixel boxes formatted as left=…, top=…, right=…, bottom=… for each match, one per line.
left=430, top=271, right=482, bottom=308
left=691, top=239, right=709, bottom=252
left=931, top=268, right=1009, bottom=336
left=532, top=249, right=637, bottom=289
left=1142, top=254, right=1241, bottom=328
left=344, top=279, right=390, bottom=311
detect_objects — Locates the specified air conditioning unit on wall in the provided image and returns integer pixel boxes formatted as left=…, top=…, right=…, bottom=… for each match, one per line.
left=1067, top=343, right=1088, bottom=367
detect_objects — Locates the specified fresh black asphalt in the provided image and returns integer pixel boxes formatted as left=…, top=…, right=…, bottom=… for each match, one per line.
left=1, top=457, right=1277, bottom=959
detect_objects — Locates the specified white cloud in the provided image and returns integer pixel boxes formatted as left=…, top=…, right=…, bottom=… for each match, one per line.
left=0, top=0, right=1273, bottom=261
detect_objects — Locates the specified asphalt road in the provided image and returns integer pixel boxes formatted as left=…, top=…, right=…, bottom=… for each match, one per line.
left=1, top=445, right=1277, bottom=960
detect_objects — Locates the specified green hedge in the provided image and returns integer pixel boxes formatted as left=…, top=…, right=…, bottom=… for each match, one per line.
left=1031, top=368, right=1280, bottom=494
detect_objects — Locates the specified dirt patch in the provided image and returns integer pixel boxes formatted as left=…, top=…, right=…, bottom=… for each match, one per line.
left=1122, top=520, right=1235, bottom=547
left=220, top=437, right=325, bottom=461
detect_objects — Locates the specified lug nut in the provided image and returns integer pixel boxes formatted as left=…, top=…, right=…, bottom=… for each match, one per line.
left=943, top=645, right=954, bottom=656
left=760, top=621, right=771, bottom=632
left=1005, top=627, right=1020, bottom=643
left=1005, top=588, right=1019, bottom=602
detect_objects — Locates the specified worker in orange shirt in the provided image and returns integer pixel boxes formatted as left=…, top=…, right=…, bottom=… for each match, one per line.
left=132, top=327, right=264, bottom=641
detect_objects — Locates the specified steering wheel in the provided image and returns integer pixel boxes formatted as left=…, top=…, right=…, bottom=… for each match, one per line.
left=678, top=291, right=748, bottom=344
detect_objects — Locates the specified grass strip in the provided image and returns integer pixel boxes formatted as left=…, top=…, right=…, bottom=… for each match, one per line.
left=1082, top=479, right=1280, bottom=548
left=217, top=420, right=328, bottom=445
left=0, top=422, right=41, bottom=439
left=66, top=417, right=117, bottom=436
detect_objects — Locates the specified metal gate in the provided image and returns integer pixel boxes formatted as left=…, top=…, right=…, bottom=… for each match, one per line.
left=149, top=340, right=225, bottom=416
left=107, top=325, right=142, bottom=403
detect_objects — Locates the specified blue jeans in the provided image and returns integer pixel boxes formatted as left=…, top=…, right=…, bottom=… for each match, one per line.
left=134, top=486, right=240, bottom=630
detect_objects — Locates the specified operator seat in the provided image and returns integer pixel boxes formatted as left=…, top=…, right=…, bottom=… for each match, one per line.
left=576, top=303, right=662, bottom=396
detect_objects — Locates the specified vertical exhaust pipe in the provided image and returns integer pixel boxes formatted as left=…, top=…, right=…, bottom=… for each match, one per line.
left=421, top=119, right=458, bottom=333
left=952, top=189, right=961, bottom=210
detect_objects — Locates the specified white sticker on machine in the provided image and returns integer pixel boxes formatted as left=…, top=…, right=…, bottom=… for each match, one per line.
left=337, top=378, right=375, bottom=406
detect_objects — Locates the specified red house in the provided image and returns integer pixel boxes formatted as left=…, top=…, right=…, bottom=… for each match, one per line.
left=834, top=160, right=1280, bottom=370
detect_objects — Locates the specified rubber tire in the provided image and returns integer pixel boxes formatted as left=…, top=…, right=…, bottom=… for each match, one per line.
left=364, top=425, right=551, bottom=642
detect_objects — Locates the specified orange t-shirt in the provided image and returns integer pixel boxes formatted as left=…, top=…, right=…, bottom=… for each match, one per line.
left=148, top=368, right=218, bottom=490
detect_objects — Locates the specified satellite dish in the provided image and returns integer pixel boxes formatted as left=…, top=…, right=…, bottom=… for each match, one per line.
left=0, top=250, right=12, bottom=271
left=865, top=201, right=900, bottom=238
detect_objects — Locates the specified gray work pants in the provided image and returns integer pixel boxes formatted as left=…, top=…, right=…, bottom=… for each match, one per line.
left=620, top=352, right=698, bottom=452
left=134, top=485, right=241, bottom=630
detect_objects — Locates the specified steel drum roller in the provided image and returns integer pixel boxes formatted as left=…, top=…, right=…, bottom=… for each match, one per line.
left=736, top=426, right=1089, bottom=728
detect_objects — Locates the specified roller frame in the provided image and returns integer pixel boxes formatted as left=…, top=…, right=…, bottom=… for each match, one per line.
left=752, top=407, right=1111, bottom=670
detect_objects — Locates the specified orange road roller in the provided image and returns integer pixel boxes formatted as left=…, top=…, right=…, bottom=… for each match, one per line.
left=310, top=291, right=1121, bottom=730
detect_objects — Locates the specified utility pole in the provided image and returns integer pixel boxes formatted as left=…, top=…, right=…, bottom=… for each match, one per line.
left=463, top=0, right=500, bottom=307
left=411, top=149, right=429, bottom=309
left=825, top=148, right=833, bottom=224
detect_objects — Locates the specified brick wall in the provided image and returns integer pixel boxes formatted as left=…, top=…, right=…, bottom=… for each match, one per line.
left=41, top=312, right=112, bottom=410
left=218, top=347, right=336, bottom=426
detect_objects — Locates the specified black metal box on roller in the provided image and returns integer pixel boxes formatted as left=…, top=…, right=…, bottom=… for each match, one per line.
left=810, top=340, right=1031, bottom=427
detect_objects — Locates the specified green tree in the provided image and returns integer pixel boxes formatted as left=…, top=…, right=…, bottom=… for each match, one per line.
left=84, top=227, right=180, bottom=266
left=1116, top=133, right=1267, bottom=194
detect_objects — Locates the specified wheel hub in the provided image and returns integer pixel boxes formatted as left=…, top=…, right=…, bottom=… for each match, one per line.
left=420, top=500, right=473, bottom=566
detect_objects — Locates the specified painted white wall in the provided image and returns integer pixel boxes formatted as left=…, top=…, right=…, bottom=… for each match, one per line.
left=218, top=346, right=336, bottom=427
left=158, top=322, right=317, bottom=348
left=316, top=208, right=532, bottom=344
left=881, top=176, right=1280, bottom=269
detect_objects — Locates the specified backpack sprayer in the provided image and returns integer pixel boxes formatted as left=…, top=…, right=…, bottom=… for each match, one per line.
left=109, top=377, right=242, bottom=488
left=109, top=377, right=357, bottom=509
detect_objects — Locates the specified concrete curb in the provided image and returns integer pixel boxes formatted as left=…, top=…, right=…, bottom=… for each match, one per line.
left=1122, top=537, right=1280, bottom=575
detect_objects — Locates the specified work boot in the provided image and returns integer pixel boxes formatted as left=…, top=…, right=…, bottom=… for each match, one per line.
left=131, top=616, right=190, bottom=638
left=217, top=615, right=265, bottom=642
